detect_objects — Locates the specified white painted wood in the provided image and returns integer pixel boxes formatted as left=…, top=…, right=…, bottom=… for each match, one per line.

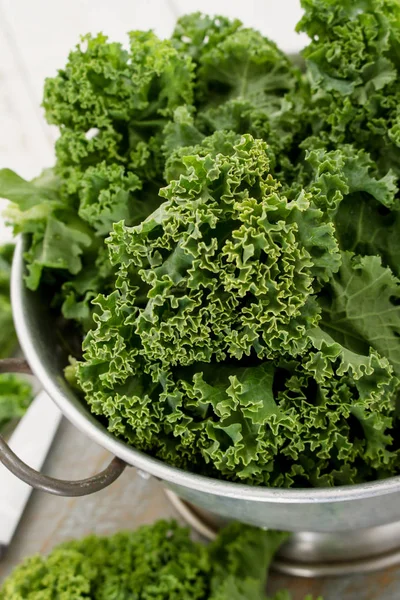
left=0, top=392, right=61, bottom=548
left=1, top=0, right=177, bottom=106
left=0, top=0, right=176, bottom=240
left=0, top=14, right=53, bottom=179
left=0, top=10, right=54, bottom=241
left=169, top=0, right=308, bottom=53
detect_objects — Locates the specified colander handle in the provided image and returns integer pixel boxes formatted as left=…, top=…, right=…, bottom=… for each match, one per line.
left=0, top=358, right=127, bottom=496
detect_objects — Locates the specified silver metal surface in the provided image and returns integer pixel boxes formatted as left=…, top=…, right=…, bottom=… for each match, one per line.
left=165, top=490, right=400, bottom=578
left=10, top=236, right=400, bottom=533
left=0, top=390, right=61, bottom=549
left=165, top=489, right=220, bottom=541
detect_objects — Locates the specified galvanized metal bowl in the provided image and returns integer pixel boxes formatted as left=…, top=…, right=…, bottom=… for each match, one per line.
left=5, top=236, right=400, bottom=576
left=7, top=236, right=400, bottom=528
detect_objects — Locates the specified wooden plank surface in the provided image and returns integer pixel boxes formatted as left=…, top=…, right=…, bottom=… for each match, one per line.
left=0, top=6, right=53, bottom=180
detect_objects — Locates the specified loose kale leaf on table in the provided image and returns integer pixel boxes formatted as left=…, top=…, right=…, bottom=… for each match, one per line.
left=0, top=520, right=320, bottom=600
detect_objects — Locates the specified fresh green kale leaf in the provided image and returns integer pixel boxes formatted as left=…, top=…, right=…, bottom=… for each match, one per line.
left=0, top=244, right=33, bottom=431
left=0, top=520, right=304, bottom=600
left=298, top=0, right=400, bottom=178
left=0, top=244, right=17, bottom=359
left=0, top=375, right=33, bottom=432
left=44, top=31, right=195, bottom=194
left=171, top=12, right=242, bottom=62
left=108, top=133, right=338, bottom=371
left=196, top=27, right=299, bottom=109
left=78, top=162, right=144, bottom=235
left=0, top=169, right=94, bottom=290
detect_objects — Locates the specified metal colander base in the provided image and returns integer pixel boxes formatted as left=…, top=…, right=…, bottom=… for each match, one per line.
left=165, top=489, right=400, bottom=578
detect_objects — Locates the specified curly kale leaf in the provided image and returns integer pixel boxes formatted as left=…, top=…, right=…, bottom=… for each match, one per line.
left=304, top=144, right=398, bottom=212
left=79, top=279, right=398, bottom=486
left=76, top=161, right=163, bottom=236
left=336, top=196, right=400, bottom=278
left=0, top=244, right=17, bottom=359
left=195, top=22, right=307, bottom=177
left=0, top=30, right=195, bottom=330
left=209, top=523, right=289, bottom=600
left=162, top=106, right=206, bottom=167
left=195, top=26, right=299, bottom=110
left=299, top=143, right=400, bottom=278
left=171, top=12, right=242, bottom=63
left=0, top=244, right=33, bottom=431
left=44, top=31, right=195, bottom=194
left=298, top=0, right=400, bottom=178
left=0, top=375, right=33, bottom=432
left=77, top=132, right=400, bottom=486
left=79, top=309, right=398, bottom=486
left=0, top=168, right=93, bottom=290
left=0, top=521, right=209, bottom=600
left=298, top=0, right=400, bottom=92
left=0, top=520, right=302, bottom=600
left=197, top=98, right=271, bottom=143
left=0, top=168, right=111, bottom=331
left=171, top=14, right=308, bottom=180
left=108, top=133, right=339, bottom=369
